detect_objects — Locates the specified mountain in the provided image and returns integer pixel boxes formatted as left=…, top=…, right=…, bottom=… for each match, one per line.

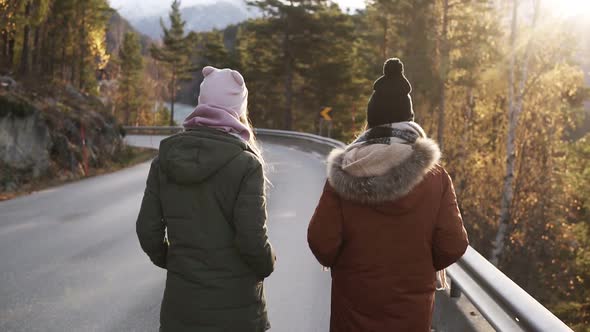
left=106, top=11, right=153, bottom=55
left=110, top=0, right=220, bottom=21
left=128, top=1, right=258, bottom=39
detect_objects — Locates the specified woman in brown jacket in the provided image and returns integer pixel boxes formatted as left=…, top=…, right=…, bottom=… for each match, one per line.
left=308, top=58, right=469, bottom=332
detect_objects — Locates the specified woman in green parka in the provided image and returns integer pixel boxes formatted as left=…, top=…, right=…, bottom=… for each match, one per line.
left=136, top=66, right=276, bottom=332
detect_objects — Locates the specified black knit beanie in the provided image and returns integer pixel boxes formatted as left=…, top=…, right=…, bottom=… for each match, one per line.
left=367, top=58, right=414, bottom=128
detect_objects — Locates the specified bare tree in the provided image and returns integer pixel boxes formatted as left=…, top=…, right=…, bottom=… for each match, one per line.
left=437, top=0, right=450, bottom=152
left=490, top=0, right=541, bottom=266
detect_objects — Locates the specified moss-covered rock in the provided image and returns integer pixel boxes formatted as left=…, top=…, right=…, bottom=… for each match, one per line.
left=0, top=94, right=37, bottom=118
left=0, top=97, right=51, bottom=177
left=0, top=87, right=126, bottom=193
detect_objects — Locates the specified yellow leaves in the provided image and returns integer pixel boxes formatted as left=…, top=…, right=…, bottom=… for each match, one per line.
left=89, top=27, right=109, bottom=70
left=566, top=88, right=577, bottom=97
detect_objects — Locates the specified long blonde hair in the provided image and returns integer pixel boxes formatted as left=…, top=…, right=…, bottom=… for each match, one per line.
left=240, top=112, right=272, bottom=187
left=239, top=113, right=261, bottom=156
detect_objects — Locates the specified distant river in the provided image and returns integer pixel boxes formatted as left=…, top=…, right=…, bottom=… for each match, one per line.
left=169, top=103, right=196, bottom=125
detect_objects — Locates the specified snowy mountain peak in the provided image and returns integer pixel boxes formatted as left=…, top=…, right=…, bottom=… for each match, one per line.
left=110, top=0, right=254, bottom=38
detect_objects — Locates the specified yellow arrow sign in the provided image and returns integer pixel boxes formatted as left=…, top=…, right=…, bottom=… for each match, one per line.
left=320, top=107, right=333, bottom=121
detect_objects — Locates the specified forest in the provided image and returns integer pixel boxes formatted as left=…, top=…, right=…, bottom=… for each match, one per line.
left=1, top=0, right=589, bottom=329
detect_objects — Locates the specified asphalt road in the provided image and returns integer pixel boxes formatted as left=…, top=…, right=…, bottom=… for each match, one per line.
left=0, top=135, right=331, bottom=332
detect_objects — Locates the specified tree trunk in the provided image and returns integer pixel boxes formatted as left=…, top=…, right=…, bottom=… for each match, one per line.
left=437, top=0, right=449, bottom=152
left=71, top=47, right=77, bottom=84
left=490, top=0, right=541, bottom=266
left=20, top=2, right=32, bottom=75
left=456, top=87, right=475, bottom=197
left=284, top=57, right=294, bottom=130
left=32, top=26, right=40, bottom=75
left=283, top=15, right=293, bottom=131
left=79, top=3, right=87, bottom=91
left=61, top=20, right=68, bottom=81
left=1, top=31, right=8, bottom=68
left=490, top=0, right=520, bottom=267
left=8, top=34, right=15, bottom=70
left=123, top=97, right=130, bottom=126
left=381, top=14, right=389, bottom=60
left=170, top=71, right=176, bottom=127
left=48, top=25, right=57, bottom=79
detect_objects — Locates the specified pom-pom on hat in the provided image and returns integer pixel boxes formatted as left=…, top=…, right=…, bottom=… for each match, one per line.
left=367, top=58, right=415, bottom=128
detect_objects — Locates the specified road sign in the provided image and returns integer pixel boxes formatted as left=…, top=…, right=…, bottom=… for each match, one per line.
left=320, top=107, right=333, bottom=121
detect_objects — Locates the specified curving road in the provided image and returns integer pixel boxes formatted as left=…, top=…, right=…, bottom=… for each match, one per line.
left=0, top=136, right=330, bottom=332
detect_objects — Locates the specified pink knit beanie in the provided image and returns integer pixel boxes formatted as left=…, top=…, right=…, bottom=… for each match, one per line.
left=198, top=66, right=248, bottom=116
left=183, top=66, right=251, bottom=141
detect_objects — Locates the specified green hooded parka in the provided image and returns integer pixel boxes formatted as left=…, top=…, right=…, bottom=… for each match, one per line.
left=136, top=127, right=276, bottom=332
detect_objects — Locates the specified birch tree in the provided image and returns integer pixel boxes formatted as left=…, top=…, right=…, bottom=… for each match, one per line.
left=490, top=0, right=541, bottom=266
left=436, top=0, right=450, bottom=152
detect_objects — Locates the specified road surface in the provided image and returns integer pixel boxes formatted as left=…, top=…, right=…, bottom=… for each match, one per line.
left=0, top=135, right=331, bottom=332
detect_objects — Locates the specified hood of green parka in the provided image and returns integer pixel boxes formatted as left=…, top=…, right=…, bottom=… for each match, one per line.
left=158, top=128, right=249, bottom=184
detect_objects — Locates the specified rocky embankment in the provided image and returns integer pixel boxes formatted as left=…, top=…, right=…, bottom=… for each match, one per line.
left=0, top=84, right=125, bottom=194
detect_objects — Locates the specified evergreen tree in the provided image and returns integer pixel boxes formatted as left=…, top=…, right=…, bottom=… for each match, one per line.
left=366, top=0, right=439, bottom=131
left=199, top=30, right=230, bottom=68
left=117, top=32, right=145, bottom=125
left=150, top=0, right=192, bottom=126
left=77, top=0, right=112, bottom=92
left=301, top=4, right=368, bottom=136
left=247, top=0, right=329, bottom=130
left=235, top=18, right=285, bottom=127
left=1, top=0, right=111, bottom=93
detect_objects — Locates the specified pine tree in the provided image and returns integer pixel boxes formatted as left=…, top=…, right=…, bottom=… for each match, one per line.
left=117, top=32, right=144, bottom=125
left=77, top=0, right=112, bottom=92
left=199, top=30, right=230, bottom=68
left=150, top=0, right=192, bottom=126
left=247, top=0, right=329, bottom=130
left=301, top=4, right=367, bottom=136
left=240, top=1, right=366, bottom=133
left=0, top=0, right=111, bottom=92
left=1, top=0, right=51, bottom=74
left=235, top=18, right=285, bottom=127
left=366, top=0, right=439, bottom=132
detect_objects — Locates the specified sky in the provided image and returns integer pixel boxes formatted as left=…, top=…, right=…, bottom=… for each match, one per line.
left=546, top=0, right=590, bottom=18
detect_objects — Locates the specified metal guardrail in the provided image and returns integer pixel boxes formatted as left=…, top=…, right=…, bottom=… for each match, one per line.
left=254, top=128, right=346, bottom=149
left=123, top=126, right=184, bottom=136
left=448, top=248, right=572, bottom=331
left=122, top=126, right=347, bottom=149
left=124, top=126, right=573, bottom=332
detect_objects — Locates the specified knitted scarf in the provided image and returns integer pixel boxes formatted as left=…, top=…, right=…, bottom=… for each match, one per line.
left=183, top=104, right=251, bottom=141
left=349, top=122, right=426, bottom=149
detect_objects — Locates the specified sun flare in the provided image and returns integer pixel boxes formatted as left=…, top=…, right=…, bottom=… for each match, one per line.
left=548, top=0, right=590, bottom=18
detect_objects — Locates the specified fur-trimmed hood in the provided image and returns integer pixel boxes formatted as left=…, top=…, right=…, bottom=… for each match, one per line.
left=327, top=127, right=441, bottom=205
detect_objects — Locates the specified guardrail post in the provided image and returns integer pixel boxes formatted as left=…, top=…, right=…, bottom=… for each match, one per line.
left=450, top=279, right=462, bottom=298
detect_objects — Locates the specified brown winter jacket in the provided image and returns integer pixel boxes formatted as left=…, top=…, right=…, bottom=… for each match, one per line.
left=308, top=132, right=468, bottom=332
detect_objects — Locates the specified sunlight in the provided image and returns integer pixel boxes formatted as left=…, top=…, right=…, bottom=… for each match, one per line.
left=547, top=0, right=590, bottom=18
left=334, top=0, right=366, bottom=11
